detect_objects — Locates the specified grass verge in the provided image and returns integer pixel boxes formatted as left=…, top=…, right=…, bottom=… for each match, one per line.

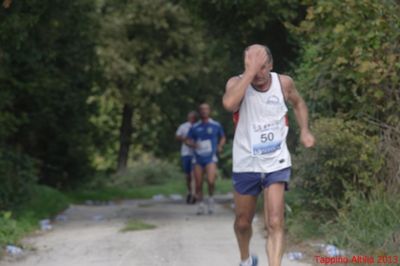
left=120, top=219, right=156, bottom=232
left=67, top=177, right=233, bottom=202
left=0, top=185, right=69, bottom=251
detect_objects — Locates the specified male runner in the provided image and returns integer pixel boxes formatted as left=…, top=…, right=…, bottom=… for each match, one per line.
left=186, top=103, right=226, bottom=215
left=223, top=44, right=315, bottom=266
left=176, top=111, right=197, bottom=204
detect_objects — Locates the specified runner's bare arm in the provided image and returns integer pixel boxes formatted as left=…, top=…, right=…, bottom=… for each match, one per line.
left=281, top=75, right=315, bottom=148
left=222, top=46, right=268, bottom=112
left=223, top=74, right=253, bottom=112
left=218, top=135, right=226, bottom=153
left=176, top=135, right=185, bottom=142
left=184, top=137, right=197, bottom=149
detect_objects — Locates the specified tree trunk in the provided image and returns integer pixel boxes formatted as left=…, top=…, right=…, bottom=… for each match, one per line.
left=117, top=103, right=134, bottom=173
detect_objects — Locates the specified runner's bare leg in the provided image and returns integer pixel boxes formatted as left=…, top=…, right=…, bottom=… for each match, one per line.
left=205, top=163, right=217, bottom=196
left=194, top=164, right=204, bottom=201
left=234, top=192, right=257, bottom=261
left=264, top=183, right=285, bottom=266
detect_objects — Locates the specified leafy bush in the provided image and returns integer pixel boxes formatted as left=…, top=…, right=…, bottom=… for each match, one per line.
left=293, top=117, right=383, bottom=210
left=14, top=185, right=70, bottom=221
left=380, top=124, right=400, bottom=193
left=0, top=211, right=23, bottom=249
left=0, top=185, right=69, bottom=250
left=293, top=0, right=400, bottom=123
left=324, top=191, right=400, bottom=254
left=109, top=157, right=183, bottom=187
left=0, top=149, right=38, bottom=210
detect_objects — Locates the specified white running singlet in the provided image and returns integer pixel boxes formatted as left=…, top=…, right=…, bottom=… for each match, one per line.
left=233, top=72, right=291, bottom=173
left=176, top=121, right=194, bottom=156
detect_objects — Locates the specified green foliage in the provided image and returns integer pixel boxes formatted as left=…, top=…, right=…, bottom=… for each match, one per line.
left=109, top=156, right=183, bottom=187
left=218, top=140, right=233, bottom=178
left=0, top=149, right=37, bottom=210
left=324, top=191, right=400, bottom=254
left=68, top=181, right=186, bottom=202
left=0, top=185, right=69, bottom=250
left=0, top=211, right=26, bottom=250
left=294, top=117, right=383, bottom=210
left=293, top=0, right=400, bottom=123
left=285, top=188, right=329, bottom=241
left=291, top=3, right=400, bottom=253
left=181, top=0, right=307, bottom=72
left=120, top=219, right=156, bottom=232
left=14, top=185, right=70, bottom=221
left=95, top=0, right=228, bottom=164
left=0, top=0, right=100, bottom=187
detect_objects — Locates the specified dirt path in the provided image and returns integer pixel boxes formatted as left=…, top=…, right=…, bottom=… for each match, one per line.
left=1, top=195, right=310, bottom=266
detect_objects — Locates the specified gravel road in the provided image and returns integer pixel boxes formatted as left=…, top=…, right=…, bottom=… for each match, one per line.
left=1, top=195, right=311, bottom=266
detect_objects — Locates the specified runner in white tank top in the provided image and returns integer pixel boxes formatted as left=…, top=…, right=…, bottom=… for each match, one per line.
left=233, top=72, right=291, bottom=173
left=223, top=44, right=315, bottom=266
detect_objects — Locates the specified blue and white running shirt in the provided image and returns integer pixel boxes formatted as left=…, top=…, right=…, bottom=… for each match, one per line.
left=187, top=119, right=225, bottom=158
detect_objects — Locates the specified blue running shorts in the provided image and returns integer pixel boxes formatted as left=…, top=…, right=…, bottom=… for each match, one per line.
left=181, top=155, right=193, bottom=174
left=193, top=154, right=218, bottom=168
left=232, top=167, right=291, bottom=196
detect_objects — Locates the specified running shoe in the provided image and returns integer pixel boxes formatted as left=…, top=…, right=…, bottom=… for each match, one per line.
left=196, top=202, right=205, bottom=215
left=207, top=197, right=215, bottom=214
left=190, top=196, right=196, bottom=204
left=186, top=193, right=192, bottom=204
left=239, top=255, right=258, bottom=266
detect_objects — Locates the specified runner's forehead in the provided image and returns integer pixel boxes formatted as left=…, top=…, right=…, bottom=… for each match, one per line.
left=199, top=104, right=210, bottom=109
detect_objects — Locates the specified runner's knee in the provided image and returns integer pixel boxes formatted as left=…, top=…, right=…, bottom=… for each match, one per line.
left=234, top=215, right=252, bottom=233
left=266, top=214, right=284, bottom=232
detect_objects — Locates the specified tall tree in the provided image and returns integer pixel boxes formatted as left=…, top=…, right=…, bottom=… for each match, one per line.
left=181, top=0, right=307, bottom=73
left=0, top=0, right=99, bottom=187
left=98, top=0, right=210, bottom=172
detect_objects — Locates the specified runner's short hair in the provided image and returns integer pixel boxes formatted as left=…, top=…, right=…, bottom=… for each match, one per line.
left=188, top=110, right=198, bottom=119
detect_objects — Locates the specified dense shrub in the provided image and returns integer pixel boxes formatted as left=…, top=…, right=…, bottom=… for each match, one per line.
left=0, top=149, right=37, bottom=210
left=293, top=117, right=383, bottom=210
left=109, top=156, right=183, bottom=187
left=380, top=124, right=400, bottom=193
left=0, top=211, right=21, bottom=249
left=324, top=191, right=400, bottom=254
left=0, top=185, right=69, bottom=250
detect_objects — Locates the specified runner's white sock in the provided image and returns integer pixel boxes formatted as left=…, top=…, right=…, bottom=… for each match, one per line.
left=240, top=256, right=252, bottom=266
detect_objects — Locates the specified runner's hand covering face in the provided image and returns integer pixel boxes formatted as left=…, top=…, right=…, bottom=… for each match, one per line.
left=244, top=46, right=268, bottom=75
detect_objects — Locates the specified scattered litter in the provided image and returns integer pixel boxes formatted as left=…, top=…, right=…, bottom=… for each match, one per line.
left=6, top=245, right=23, bottom=256
left=92, top=215, right=104, bottom=221
left=39, top=219, right=53, bottom=231
left=169, top=194, right=183, bottom=201
left=55, top=214, right=68, bottom=222
left=311, top=243, right=326, bottom=251
left=152, top=194, right=166, bottom=201
left=324, top=244, right=346, bottom=257
left=312, top=243, right=347, bottom=257
left=287, top=252, right=304, bottom=261
left=230, top=203, right=235, bottom=210
left=94, top=200, right=108, bottom=206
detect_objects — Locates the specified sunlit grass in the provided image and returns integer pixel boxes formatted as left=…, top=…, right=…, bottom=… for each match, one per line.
left=67, top=177, right=233, bottom=203
left=120, top=219, right=156, bottom=232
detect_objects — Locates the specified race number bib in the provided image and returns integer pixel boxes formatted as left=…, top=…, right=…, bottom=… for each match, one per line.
left=196, top=140, right=212, bottom=156
left=250, top=122, right=283, bottom=157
